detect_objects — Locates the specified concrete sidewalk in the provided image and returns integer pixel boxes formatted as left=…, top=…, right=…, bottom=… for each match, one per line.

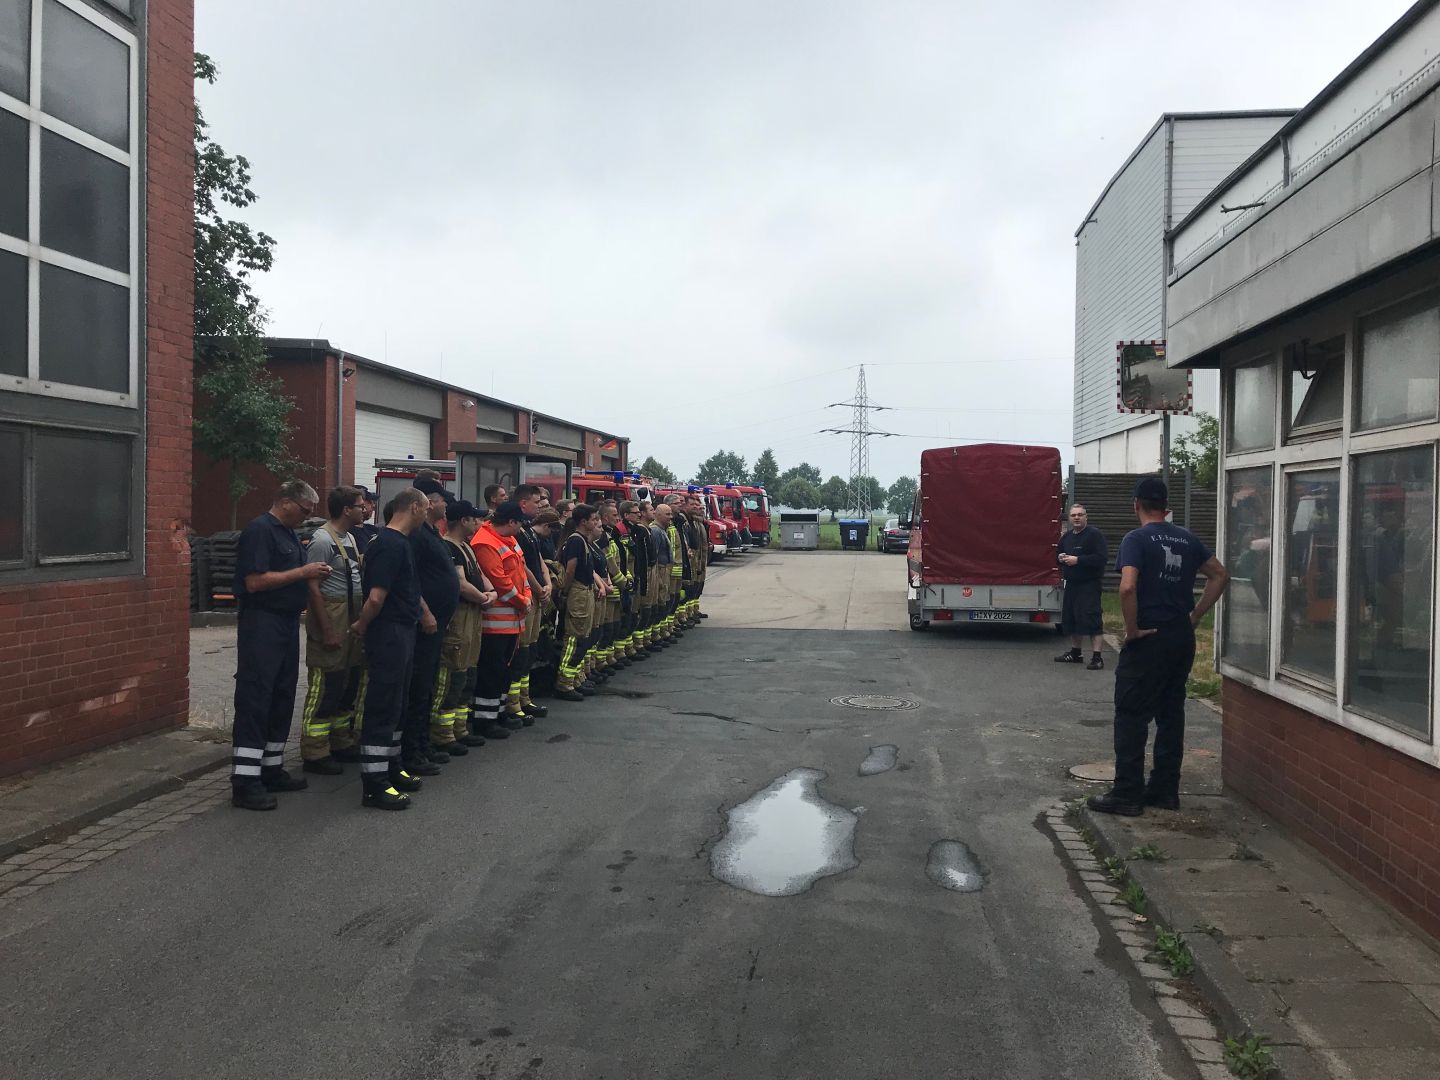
left=0, top=624, right=261, bottom=859
left=1083, top=793, right=1440, bottom=1079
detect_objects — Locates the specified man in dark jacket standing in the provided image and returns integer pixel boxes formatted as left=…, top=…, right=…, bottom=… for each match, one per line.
left=1056, top=504, right=1108, bottom=670
left=1089, top=477, right=1229, bottom=817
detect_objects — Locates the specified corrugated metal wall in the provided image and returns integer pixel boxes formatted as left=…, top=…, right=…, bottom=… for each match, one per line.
left=1074, top=115, right=1288, bottom=459
left=1073, top=127, right=1166, bottom=448
left=1170, top=116, right=1291, bottom=223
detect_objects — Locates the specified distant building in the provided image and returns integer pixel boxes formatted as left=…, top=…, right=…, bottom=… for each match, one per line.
left=1168, top=0, right=1440, bottom=939
left=1074, top=111, right=1295, bottom=472
left=0, top=0, right=195, bottom=775
left=190, top=339, right=627, bottom=534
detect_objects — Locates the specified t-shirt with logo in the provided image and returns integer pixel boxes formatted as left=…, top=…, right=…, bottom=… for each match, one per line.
left=1116, top=522, right=1212, bottom=629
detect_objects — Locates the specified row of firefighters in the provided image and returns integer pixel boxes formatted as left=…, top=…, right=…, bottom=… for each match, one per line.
left=227, top=478, right=713, bottom=811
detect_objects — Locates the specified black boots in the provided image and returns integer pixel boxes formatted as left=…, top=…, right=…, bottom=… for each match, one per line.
left=231, top=781, right=277, bottom=811
left=362, top=784, right=410, bottom=811
left=1087, top=791, right=1143, bottom=816
left=261, top=768, right=308, bottom=792
left=302, top=757, right=344, bottom=776
left=1087, top=653, right=1105, bottom=670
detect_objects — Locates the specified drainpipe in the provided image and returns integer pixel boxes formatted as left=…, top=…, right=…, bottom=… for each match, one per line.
left=336, top=349, right=347, bottom=488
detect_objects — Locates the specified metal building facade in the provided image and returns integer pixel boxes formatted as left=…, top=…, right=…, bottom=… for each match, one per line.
left=1073, top=113, right=1294, bottom=472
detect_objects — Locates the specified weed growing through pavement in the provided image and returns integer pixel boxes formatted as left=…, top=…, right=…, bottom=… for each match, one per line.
left=1222, top=1033, right=1277, bottom=1079
left=1120, top=879, right=1148, bottom=914
left=1152, top=929, right=1195, bottom=976
left=1101, top=855, right=1128, bottom=883
left=1128, top=843, right=1168, bottom=862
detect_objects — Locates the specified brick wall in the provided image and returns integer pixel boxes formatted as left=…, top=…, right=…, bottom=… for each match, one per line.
left=1223, top=678, right=1440, bottom=940
left=433, top=390, right=478, bottom=459
left=191, top=352, right=335, bottom=534
left=0, top=0, right=196, bottom=777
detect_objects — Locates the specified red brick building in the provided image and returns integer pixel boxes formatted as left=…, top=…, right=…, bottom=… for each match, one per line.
left=1166, top=3, right=1440, bottom=938
left=0, top=0, right=195, bottom=776
left=191, top=338, right=628, bottom=535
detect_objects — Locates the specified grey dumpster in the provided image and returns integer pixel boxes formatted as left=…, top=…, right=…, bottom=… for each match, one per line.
left=779, top=511, right=820, bottom=550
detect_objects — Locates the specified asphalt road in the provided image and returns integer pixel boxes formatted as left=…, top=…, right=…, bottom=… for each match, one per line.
left=1, top=550, right=1207, bottom=1080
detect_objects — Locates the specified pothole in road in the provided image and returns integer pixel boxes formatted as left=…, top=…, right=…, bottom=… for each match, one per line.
left=830, top=694, right=918, bottom=711
left=710, top=768, right=859, bottom=897
left=858, top=745, right=899, bottom=775
left=925, top=840, right=986, bottom=893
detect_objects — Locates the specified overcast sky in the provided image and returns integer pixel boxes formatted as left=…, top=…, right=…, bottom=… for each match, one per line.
left=195, top=0, right=1414, bottom=487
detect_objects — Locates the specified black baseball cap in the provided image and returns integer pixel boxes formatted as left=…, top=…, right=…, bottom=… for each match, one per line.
left=492, top=500, right=528, bottom=525
left=1134, top=476, right=1168, bottom=505
left=446, top=499, right=482, bottom=522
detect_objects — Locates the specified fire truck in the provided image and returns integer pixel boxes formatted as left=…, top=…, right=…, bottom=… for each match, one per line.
left=712, top=484, right=755, bottom=550
left=654, top=485, right=733, bottom=558
left=734, top=484, right=772, bottom=546
left=573, top=470, right=658, bottom=507
left=372, top=458, right=457, bottom=508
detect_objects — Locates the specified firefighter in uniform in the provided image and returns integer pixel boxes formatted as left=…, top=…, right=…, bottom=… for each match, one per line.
left=433, top=501, right=493, bottom=754
left=1088, top=478, right=1230, bottom=817
left=230, top=481, right=327, bottom=811
left=686, top=493, right=710, bottom=624
left=663, top=497, right=689, bottom=641
left=621, top=500, right=652, bottom=659
left=299, top=486, right=368, bottom=776
left=349, top=488, right=430, bottom=811
left=598, top=501, right=631, bottom=673
left=468, top=502, right=532, bottom=734
left=503, top=485, right=552, bottom=724
left=649, top=502, right=675, bottom=648
left=554, top=504, right=604, bottom=700
left=532, top=509, right=564, bottom=696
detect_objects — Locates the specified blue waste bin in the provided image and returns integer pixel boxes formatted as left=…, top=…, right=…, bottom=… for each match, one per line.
left=839, top=518, right=870, bottom=550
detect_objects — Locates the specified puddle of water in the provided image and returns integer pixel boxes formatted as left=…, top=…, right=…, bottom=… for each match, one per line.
left=925, top=840, right=986, bottom=893
left=858, top=744, right=899, bottom=776
left=710, top=768, right=859, bottom=897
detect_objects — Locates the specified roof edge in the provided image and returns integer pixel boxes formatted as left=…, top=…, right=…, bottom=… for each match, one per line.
left=1170, top=0, right=1439, bottom=239
left=260, top=337, right=628, bottom=445
left=1073, top=110, right=1299, bottom=238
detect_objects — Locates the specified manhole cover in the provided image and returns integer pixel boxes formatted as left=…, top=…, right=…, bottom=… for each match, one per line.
left=1068, top=761, right=1115, bottom=783
left=830, top=694, right=919, bottom=711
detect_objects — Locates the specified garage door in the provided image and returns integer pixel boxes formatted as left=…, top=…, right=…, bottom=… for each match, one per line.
left=353, top=409, right=432, bottom=490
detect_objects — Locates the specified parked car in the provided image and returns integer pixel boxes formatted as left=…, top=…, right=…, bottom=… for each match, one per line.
left=876, top=517, right=911, bottom=553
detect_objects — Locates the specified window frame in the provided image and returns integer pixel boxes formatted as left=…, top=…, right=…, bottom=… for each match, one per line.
left=0, top=0, right=138, bottom=408
left=1283, top=335, right=1346, bottom=443
left=1215, top=262, right=1440, bottom=770
left=1353, top=288, right=1440, bottom=437
left=1276, top=461, right=1342, bottom=693
left=0, top=419, right=139, bottom=574
left=1226, top=353, right=1278, bottom=455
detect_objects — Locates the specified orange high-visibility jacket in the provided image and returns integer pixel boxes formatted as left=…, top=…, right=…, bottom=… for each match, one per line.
left=470, top=522, right=531, bottom=635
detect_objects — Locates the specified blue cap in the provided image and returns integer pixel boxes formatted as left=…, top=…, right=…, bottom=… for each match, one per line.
left=1134, top=476, right=1168, bottom=505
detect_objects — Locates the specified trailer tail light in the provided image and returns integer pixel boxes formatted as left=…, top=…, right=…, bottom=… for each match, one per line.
left=1030, top=612, right=1051, bottom=624
left=933, top=610, right=954, bottom=621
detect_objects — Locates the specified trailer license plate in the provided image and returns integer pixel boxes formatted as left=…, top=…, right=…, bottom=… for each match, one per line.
left=969, top=611, right=1013, bottom=622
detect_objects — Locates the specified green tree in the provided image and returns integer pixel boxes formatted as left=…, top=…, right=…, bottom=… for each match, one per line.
left=751, top=448, right=780, bottom=493
left=779, top=462, right=823, bottom=488
left=192, top=53, right=303, bottom=526
left=778, top=478, right=821, bottom=509
left=694, top=450, right=748, bottom=485
left=886, top=475, right=918, bottom=516
left=637, top=455, right=678, bottom=484
left=1170, top=413, right=1219, bottom=489
left=820, top=475, right=849, bottom=520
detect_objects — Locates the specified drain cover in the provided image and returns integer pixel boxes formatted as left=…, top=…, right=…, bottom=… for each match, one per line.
left=830, top=694, right=919, bottom=711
